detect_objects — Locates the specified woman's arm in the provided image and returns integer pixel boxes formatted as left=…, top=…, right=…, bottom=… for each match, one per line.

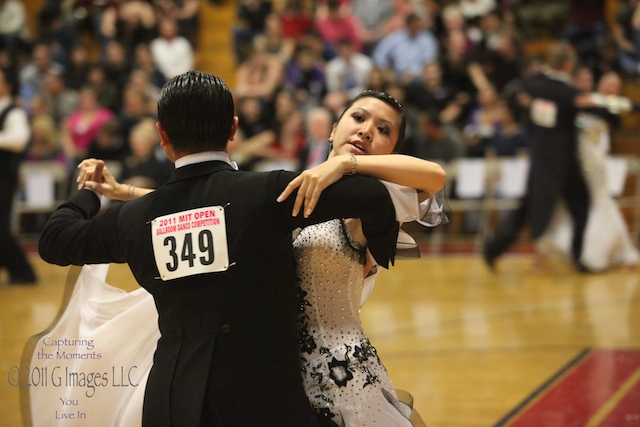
left=277, top=154, right=446, bottom=217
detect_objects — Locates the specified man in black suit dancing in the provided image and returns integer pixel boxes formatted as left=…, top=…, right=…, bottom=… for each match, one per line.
left=39, top=70, right=399, bottom=426
left=483, top=42, right=591, bottom=272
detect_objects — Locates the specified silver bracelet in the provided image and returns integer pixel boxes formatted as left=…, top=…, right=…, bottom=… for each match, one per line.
left=127, top=185, right=136, bottom=201
left=350, top=153, right=357, bottom=175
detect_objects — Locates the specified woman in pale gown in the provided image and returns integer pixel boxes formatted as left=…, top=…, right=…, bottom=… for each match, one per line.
left=36, top=91, right=445, bottom=426
left=537, top=72, right=640, bottom=271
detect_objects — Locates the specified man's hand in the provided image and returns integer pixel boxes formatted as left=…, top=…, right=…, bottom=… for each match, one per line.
left=77, top=159, right=126, bottom=200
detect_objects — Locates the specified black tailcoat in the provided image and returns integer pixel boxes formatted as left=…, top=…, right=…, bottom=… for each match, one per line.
left=39, top=161, right=399, bottom=427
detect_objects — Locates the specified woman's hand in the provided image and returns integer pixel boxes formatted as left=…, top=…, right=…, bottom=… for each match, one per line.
left=277, top=155, right=350, bottom=217
left=77, top=158, right=127, bottom=201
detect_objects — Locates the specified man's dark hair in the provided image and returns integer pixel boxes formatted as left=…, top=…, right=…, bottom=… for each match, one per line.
left=336, top=90, right=406, bottom=150
left=157, top=70, right=235, bottom=154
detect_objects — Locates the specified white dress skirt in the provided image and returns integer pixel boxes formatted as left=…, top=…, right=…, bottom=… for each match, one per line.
left=536, top=112, right=640, bottom=271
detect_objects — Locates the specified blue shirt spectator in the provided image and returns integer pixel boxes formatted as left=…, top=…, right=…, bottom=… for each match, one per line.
left=373, top=13, right=438, bottom=84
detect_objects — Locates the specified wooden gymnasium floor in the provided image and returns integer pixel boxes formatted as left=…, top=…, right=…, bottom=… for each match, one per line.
left=1, top=246, right=640, bottom=427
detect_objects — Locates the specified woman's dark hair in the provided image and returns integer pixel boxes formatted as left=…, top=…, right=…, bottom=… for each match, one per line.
left=336, top=90, right=406, bottom=149
left=157, top=70, right=235, bottom=153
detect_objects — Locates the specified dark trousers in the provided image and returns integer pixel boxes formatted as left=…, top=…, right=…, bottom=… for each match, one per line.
left=484, top=180, right=590, bottom=266
left=483, top=199, right=528, bottom=261
left=0, top=167, right=35, bottom=281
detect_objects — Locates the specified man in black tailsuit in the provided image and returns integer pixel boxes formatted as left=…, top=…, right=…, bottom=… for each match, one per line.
left=39, top=71, right=399, bottom=426
left=483, top=42, right=591, bottom=272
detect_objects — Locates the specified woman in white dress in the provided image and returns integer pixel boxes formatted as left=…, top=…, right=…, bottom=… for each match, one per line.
left=66, top=91, right=445, bottom=426
left=537, top=72, right=640, bottom=271
left=276, top=91, right=445, bottom=426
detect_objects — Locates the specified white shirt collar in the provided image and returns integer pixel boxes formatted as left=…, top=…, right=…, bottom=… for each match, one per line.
left=174, top=151, right=238, bottom=170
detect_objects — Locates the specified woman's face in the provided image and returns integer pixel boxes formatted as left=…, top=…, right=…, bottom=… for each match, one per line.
left=78, top=88, right=98, bottom=110
left=330, top=97, right=400, bottom=156
left=597, top=73, right=622, bottom=96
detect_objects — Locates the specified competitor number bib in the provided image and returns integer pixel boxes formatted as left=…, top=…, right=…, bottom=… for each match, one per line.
left=151, top=206, right=230, bottom=281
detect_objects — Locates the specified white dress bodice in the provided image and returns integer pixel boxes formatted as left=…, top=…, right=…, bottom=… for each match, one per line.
left=294, top=219, right=412, bottom=427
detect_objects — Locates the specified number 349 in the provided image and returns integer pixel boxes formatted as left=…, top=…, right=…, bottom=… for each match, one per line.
left=163, top=230, right=214, bottom=272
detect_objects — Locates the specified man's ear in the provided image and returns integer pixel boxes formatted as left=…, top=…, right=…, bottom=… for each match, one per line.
left=156, top=122, right=170, bottom=147
left=228, top=116, right=239, bottom=141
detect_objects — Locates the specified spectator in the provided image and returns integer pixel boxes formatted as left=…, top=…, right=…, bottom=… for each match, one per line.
left=232, top=0, right=273, bottom=64
left=263, top=12, right=295, bottom=63
left=41, top=69, right=79, bottom=127
left=440, top=30, right=476, bottom=105
left=102, top=40, right=131, bottom=97
left=489, top=101, right=529, bottom=157
left=472, top=27, right=523, bottom=93
left=118, top=87, right=156, bottom=143
left=284, top=45, right=326, bottom=107
left=382, top=0, right=424, bottom=36
left=155, top=0, right=200, bottom=47
left=256, top=105, right=305, bottom=171
left=132, top=43, right=167, bottom=89
left=351, top=0, right=394, bottom=55
left=86, top=62, right=121, bottom=113
left=405, top=61, right=465, bottom=125
left=20, top=42, right=65, bottom=108
left=402, top=108, right=465, bottom=164
left=325, top=38, right=373, bottom=99
left=0, top=0, right=29, bottom=59
left=459, top=0, right=496, bottom=23
left=36, top=1, right=82, bottom=67
left=233, top=35, right=284, bottom=102
left=61, top=84, right=114, bottom=165
left=462, top=84, right=502, bottom=157
left=592, top=35, right=623, bottom=82
left=27, top=109, right=65, bottom=164
left=298, top=106, right=333, bottom=170
left=150, top=17, right=194, bottom=80
left=126, top=68, right=161, bottom=109
left=236, top=96, right=272, bottom=140
left=120, top=117, right=173, bottom=189
left=314, top=0, right=362, bottom=59
left=278, top=0, right=314, bottom=40
left=372, top=12, right=438, bottom=85
left=63, top=43, right=91, bottom=90
left=560, top=0, right=607, bottom=66
left=440, top=3, right=469, bottom=43
left=99, top=0, right=156, bottom=59
left=366, top=66, right=389, bottom=92
left=232, top=89, right=305, bottom=171
left=86, top=117, right=129, bottom=163
left=613, top=0, right=640, bottom=77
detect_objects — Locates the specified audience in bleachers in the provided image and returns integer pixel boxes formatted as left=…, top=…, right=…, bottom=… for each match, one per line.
left=6, top=0, right=640, bottom=246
